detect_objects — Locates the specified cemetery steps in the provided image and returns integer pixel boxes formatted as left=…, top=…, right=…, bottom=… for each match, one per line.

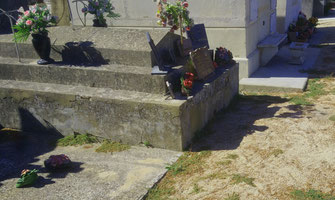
left=0, top=26, right=239, bottom=151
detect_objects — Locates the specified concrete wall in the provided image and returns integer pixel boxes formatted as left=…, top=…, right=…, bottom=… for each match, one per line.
left=302, top=0, right=315, bottom=18
left=277, top=0, right=302, bottom=34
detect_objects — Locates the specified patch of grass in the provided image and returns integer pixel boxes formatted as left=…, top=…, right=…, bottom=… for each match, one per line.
left=225, top=193, right=240, bottom=200
left=269, top=149, right=284, bottom=157
left=329, top=115, right=335, bottom=122
left=95, top=140, right=130, bottom=153
left=290, top=79, right=327, bottom=105
left=191, top=183, right=202, bottom=194
left=146, top=181, right=176, bottom=200
left=143, top=141, right=154, bottom=148
left=57, top=133, right=98, bottom=146
left=226, top=154, right=239, bottom=160
left=166, top=151, right=212, bottom=176
left=217, top=160, right=232, bottom=166
left=203, top=172, right=228, bottom=180
left=291, top=189, right=335, bottom=200
left=231, top=174, right=256, bottom=187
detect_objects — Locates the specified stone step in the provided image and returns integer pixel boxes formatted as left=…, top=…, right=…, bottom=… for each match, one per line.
left=0, top=64, right=239, bottom=151
left=0, top=57, right=167, bottom=94
left=0, top=26, right=180, bottom=67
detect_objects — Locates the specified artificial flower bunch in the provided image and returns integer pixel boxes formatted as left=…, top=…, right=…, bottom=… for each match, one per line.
left=214, top=47, right=234, bottom=67
left=180, top=72, right=194, bottom=96
left=82, top=0, right=120, bottom=24
left=156, top=0, right=194, bottom=33
left=16, top=169, right=39, bottom=188
left=13, top=5, right=57, bottom=42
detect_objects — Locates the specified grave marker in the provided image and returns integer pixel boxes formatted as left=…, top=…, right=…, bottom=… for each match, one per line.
left=190, top=47, right=215, bottom=80
left=186, top=24, right=210, bottom=50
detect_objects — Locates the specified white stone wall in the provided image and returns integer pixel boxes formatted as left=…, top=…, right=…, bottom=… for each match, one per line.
left=277, top=0, right=302, bottom=33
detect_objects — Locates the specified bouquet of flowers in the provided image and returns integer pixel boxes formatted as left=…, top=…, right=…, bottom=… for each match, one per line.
left=215, top=47, right=234, bottom=67
left=44, top=154, right=72, bottom=170
left=180, top=72, right=194, bottom=96
left=156, top=0, right=193, bottom=45
left=308, top=17, right=318, bottom=28
left=16, top=169, right=39, bottom=188
left=13, top=5, right=57, bottom=42
left=82, top=0, right=120, bottom=26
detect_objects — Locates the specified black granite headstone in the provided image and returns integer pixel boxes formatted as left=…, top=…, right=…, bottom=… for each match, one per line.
left=190, top=47, right=215, bottom=80
left=186, top=24, right=210, bottom=50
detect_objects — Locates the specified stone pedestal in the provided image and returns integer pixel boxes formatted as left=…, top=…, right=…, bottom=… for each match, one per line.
left=289, top=42, right=309, bottom=65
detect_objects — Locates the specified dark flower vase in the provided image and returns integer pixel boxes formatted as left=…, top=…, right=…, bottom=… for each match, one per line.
left=93, top=19, right=107, bottom=27
left=31, top=32, right=54, bottom=65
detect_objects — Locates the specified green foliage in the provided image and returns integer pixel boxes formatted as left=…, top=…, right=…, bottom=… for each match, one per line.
left=226, top=154, right=239, bottom=160
left=95, top=140, right=130, bottom=153
left=165, top=163, right=184, bottom=175
left=82, top=0, right=120, bottom=24
left=329, top=115, right=335, bottom=122
left=270, top=149, right=284, bottom=157
left=291, top=189, right=335, bottom=200
left=225, top=193, right=240, bottom=200
left=231, top=174, right=256, bottom=187
left=191, top=183, right=202, bottom=194
left=146, top=184, right=175, bottom=200
left=57, top=133, right=98, bottom=146
left=143, top=140, right=154, bottom=148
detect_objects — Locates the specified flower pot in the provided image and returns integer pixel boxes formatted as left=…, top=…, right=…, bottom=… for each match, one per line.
left=31, top=32, right=54, bottom=65
left=93, top=19, right=107, bottom=27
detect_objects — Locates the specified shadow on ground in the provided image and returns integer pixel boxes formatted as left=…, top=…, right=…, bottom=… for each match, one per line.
left=0, top=107, right=83, bottom=186
left=191, top=95, right=305, bottom=151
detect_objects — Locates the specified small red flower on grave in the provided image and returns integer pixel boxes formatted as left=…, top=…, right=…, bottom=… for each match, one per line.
left=183, top=2, right=189, bottom=8
left=213, top=61, right=218, bottom=68
left=186, top=26, right=191, bottom=31
left=183, top=79, right=193, bottom=88
left=185, top=72, right=194, bottom=81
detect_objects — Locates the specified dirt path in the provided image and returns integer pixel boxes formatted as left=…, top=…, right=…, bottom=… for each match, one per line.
left=146, top=19, right=335, bottom=200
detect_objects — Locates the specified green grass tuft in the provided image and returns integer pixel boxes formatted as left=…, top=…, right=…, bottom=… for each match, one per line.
left=291, top=189, right=335, bottom=200
left=226, top=154, right=239, bottom=160
left=270, top=149, right=284, bottom=157
left=191, top=183, right=202, bottom=194
left=329, top=115, right=335, bottom=122
left=57, top=133, right=98, bottom=146
left=290, top=79, right=326, bottom=105
left=231, top=174, right=256, bottom=187
left=95, top=140, right=130, bottom=153
left=225, top=193, right=240, bottom=200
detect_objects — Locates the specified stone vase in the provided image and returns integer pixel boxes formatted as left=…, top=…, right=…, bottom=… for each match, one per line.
left=31, top=32, right=54, bottom=65
left=93, top=19, right=107, bottom=27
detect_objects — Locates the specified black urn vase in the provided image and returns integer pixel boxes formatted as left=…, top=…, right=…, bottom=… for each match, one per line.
left=93, top=19, right=107, bottom=27
left=31, top=32, right=54, bottom=65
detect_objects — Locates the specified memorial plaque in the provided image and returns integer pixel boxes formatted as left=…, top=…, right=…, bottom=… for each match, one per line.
left=190, top=47, right=215, bottom=80
left=186, top=24, right=210, bottom=50
left=146, top=32, right=164, bottom=69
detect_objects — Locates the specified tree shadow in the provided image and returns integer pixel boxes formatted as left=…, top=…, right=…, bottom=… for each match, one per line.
left=45, top=161, right=84, bottom=179
left=52, top=41, right=110, bottom=67
left=191, top=95, right=304, bottom=151
left=0, top=107, right=84, bottom=186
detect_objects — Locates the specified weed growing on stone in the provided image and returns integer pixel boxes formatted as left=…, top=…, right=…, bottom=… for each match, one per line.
left=165, top=163, right=184, bottom=175
left=231, top=174, right=256, bottom=187
left=290, top=189, right=335, bottom=200
left=329, top=115, right=335, bottom=122
left=224, top=193, right=240, bottom=200
left=57, top=133, right=98, bottom=146
left=95, top=140, right=130, bottom=153
left=143, top=141, right=154, bottom=148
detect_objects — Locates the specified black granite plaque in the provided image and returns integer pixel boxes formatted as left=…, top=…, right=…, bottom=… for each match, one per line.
left=190, top=47, right=215, bottom=80
left=186, top=24, right=210, bottom=50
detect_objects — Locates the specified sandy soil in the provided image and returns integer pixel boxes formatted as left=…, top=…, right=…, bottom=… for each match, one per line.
left=153, top=18, right=335, bottom=200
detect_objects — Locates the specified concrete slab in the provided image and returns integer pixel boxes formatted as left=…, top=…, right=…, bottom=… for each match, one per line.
left=240, top=44, right=321, bottom=93
left=0, top=131, right=181, bottom=200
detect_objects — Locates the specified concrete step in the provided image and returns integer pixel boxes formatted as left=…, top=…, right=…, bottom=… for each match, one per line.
left=0, top=57, right=167, bottom=94
left=0, top=64, right=239, bottom=151
left=0, top=26, right=180, bottom=67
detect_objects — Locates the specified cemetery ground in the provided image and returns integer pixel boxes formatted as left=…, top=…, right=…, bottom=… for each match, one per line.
left=145, top=20, right=335, bottom=199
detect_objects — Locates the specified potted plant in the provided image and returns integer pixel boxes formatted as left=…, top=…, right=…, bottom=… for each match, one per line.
left=155, top=0, right=194, bottom=56
left=13, top=4, right=57, bottom=65
left=81, top=0, right=120, bottom=27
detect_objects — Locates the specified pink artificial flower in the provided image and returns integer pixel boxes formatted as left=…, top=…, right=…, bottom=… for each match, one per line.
left=26, top=20, right=33, bottom=26
left=32, top=9, right=37, bottom=14
left=24, top=11, right=30, bottom=16
left=183, top=2, right=189, bottom=8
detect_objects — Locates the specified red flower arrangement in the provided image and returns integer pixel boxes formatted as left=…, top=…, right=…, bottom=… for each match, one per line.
left=180, top=72, right=194, bottom=96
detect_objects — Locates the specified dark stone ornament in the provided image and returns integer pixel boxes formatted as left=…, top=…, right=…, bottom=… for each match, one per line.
left=31, top=32, right=54, bottom=65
